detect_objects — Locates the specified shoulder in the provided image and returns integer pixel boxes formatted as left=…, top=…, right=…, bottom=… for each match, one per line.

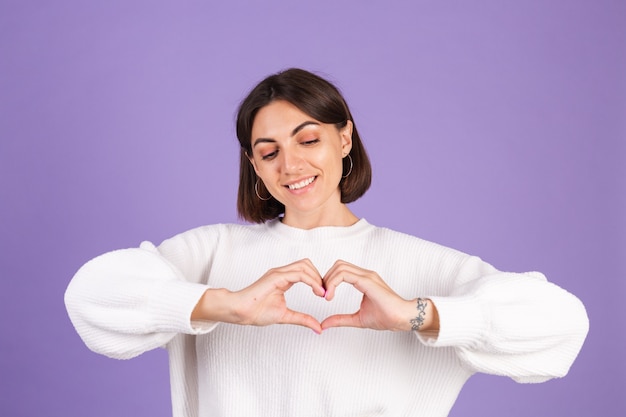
left=365, top=221, right=470, bottom=263
left=364, top=221, right=452, bottom=250
left=158, top=222, right=266, bottom=253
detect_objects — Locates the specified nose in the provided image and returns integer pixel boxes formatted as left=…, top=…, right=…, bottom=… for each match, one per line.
left=281, top=147, right=304, bottom=174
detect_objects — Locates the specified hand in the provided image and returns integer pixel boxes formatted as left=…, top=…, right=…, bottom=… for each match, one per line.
left=320, top=260, right=417, bottom=331
left=192, top=259, right=325, bottom=333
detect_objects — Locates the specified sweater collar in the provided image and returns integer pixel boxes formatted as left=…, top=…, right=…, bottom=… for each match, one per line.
left=264, top=217, right=372, bottom=242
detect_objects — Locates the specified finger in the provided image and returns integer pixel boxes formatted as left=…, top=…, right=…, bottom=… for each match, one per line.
left=298, top=258, right=322, bottom=276
left=322, top=260, right=348, bottom=300
left=323, top=264, right=365, bottom=301
left=325, top=261, right=390, bottom=301
left=321, top=313, right=362, bottom=330
left=299, top=258, right=326, bottom=297
left=323, top=272, right=351, bottom=301
left=280, top=309, right=323, bottom=334
left=275, top=268, right=325, bottom=297
left=323, top=259, right=352, bottom=280
left=279, top=259, right=325, bottom=296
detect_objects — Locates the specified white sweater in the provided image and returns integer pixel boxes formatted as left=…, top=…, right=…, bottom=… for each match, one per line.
left=65, top=219, right=588, bottom=417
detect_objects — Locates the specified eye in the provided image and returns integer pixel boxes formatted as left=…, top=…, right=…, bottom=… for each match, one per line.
left=301, top=138, right=320, bottom=145
left=261, top=150, right=278, bottom=160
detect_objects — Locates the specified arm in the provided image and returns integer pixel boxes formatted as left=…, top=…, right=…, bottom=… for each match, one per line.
left=421, top=256, right=589, bottom=383
left=65, top=227, right=327, bottom=359
left=320, top=257, right=588, bottom=383
left=64, top=241, right=214, bottom=360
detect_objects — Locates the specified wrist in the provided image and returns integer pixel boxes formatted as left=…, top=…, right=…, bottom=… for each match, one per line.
left=191, top=288, right=235, bottom=323
left=409, top=298, right=440, bottom=332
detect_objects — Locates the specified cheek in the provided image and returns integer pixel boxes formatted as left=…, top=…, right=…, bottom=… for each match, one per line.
left=251, top=155, right=275, bottom=173
left=318, top=153, right=344, bottom=179
left=254, top=166, right=274, bottom=183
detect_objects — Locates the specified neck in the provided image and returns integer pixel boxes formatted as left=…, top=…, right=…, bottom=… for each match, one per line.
left=281, top=205, right=359, bottom=230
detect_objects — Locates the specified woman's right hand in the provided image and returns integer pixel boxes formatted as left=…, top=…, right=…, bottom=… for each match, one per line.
left=191, top=259, right=325, bottom=333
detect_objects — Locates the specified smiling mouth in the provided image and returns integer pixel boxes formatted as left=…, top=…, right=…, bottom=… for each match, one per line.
left=287, top=176, right=316, bottom=190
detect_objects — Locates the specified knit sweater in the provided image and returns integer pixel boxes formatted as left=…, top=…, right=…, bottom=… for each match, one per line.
left=65, top=219, right=588, bottom=417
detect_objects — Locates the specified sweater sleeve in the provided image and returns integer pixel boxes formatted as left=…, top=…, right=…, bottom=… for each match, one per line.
left=417, top=256, right=589, bottom=383
left=64, top=235, right=218, bottom=360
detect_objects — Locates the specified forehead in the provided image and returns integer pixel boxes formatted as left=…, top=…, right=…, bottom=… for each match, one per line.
left=252, top=100, right=319, bottom=138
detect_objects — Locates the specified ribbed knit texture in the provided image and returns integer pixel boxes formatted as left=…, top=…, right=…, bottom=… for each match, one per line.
left=65, top=219, right=588, bottom=417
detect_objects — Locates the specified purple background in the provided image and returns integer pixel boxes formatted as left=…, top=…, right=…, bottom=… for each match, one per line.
left=1, top=1, right=624, bottom=416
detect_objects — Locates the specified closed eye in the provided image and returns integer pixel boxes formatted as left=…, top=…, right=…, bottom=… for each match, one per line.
left=261, top=150, right=278, bottom=160
left=302, top=139, right=320, bottom=145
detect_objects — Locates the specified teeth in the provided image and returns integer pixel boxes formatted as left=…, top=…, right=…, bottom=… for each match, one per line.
left=288, top=177, right=315, bottom=190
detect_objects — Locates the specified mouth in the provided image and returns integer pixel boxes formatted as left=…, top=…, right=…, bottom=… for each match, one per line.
left=286, top=176, right=316, bottom=190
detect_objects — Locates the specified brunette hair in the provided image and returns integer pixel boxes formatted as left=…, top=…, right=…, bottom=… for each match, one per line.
left=236, top=68, right=372, bottom=223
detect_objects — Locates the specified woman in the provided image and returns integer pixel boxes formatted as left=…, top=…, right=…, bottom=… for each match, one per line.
left=65, top=68, right=589, bottom=417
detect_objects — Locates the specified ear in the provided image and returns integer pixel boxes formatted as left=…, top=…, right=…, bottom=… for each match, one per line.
left=340, top=120, right=353, bottom=156
left=245, top=151, right=260, bottom=175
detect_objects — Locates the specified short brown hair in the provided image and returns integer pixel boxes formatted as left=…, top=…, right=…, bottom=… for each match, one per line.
left=236, top=68, right=372, bottom=223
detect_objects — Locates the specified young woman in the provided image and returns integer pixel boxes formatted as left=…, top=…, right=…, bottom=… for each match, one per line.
left=65, top=68, right=588, bottom=417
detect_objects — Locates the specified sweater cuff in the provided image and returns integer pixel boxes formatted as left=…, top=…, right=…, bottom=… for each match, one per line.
left=150, top=280, right=219, bottom=335
left=416, top=295, right=488, bottom=349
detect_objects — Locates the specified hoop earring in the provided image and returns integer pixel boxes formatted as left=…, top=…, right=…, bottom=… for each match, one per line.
left=342, top=154, right=353, bottom=178
left=255, top=179, right=271, bottom=201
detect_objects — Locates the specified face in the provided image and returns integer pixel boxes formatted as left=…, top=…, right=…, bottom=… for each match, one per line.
left=248, top=100, right=353, bottom=223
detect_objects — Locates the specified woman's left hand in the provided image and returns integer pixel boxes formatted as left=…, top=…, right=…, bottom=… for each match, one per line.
left=320, top=260, right=427, bottom=332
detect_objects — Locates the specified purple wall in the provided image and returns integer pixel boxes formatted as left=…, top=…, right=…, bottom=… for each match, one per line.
left=1, top=1, right=624, bottom=416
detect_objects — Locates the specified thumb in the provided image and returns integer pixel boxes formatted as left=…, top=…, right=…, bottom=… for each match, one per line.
left=280, top=309, right=323, bottom=334
left=321, top=313, right=362, bottom=330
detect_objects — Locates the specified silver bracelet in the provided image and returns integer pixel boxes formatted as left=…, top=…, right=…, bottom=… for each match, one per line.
left=410, top=298, right=427, bottom=331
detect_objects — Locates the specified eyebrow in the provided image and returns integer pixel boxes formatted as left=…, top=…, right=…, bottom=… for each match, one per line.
left=252, top=121, right=320, bottom=148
